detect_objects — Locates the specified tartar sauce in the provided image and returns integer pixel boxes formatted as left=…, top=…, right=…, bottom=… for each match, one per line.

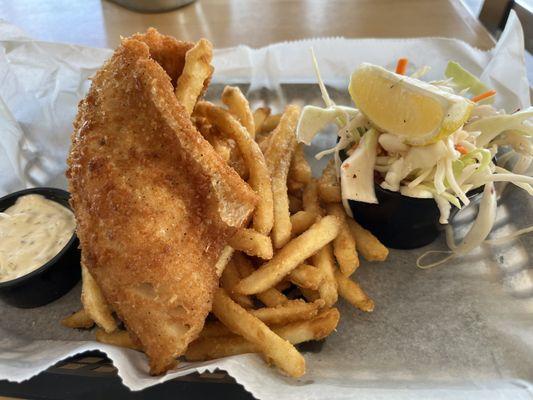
left=0, top=194, right=76, bottom=283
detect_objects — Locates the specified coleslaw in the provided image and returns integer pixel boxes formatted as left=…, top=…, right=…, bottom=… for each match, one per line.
left=297, top=53, right=533, bottom=267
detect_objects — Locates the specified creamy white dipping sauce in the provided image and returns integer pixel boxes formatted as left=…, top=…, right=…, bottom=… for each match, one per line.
left=0, top=194, right=76, bottom=283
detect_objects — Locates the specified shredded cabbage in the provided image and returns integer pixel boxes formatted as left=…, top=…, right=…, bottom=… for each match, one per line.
left=296, top=54, right=533, bottom=269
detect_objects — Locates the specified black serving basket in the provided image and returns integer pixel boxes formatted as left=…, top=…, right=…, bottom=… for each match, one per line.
left=0, top=187, right=81, bottom=308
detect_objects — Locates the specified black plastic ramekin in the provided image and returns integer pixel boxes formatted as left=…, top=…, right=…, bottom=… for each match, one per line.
left=0, top=187, right=81, bottom=308
left=348, top=183, right=483, bottom=249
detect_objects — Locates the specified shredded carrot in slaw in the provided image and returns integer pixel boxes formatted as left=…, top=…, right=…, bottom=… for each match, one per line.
left=471, top=89, right=496, bottom=103
left=455, top=144, right=468, bottom=155
left=395, top=58, right=408, bottom=75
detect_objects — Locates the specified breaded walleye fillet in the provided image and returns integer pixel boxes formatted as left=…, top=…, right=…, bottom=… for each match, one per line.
left=67, top=31, right=258, bottom=374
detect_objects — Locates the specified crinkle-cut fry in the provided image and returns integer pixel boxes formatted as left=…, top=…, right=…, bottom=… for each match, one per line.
left=289, top=144, right=312, bottom=184
left=229, top=228, right=273, bottom=260
left=303, top=179, right=323, bottom=217
left=221, top=86, right=255, bottom=138
left=290, top=210, right=318, bottom=238
left=211, top=288, right=305, bottom=377
left=312, top=243, right=338, bottom=308
left=215, top=245, right=234, bottom=278
left=335, top=270, right=374, bottom=312
left=318, top=159, right=342, bottom=203
left=95, top=328, right=141, bottom=351
left=232, top=251, right=288, bottom=307
left=175, top=38, right=213, bottom=115
left=288, top=194, right=303, bottom=214
left=346, top=218, right=389, bottom=262
left=253, top=107, right=271, bottom=135
left=235, top=215, right=340, bottom=295
left=81, top=263, right=117, bottom=333
left=195, top=102, right=273, bottom=235
left=250, top=299, right=325, bottom=325
left=327, top=203, right=359, bottom=276
left=186, top=308, right=340, bottom=361
left=61, top=309, right=94, bottom=329
left=262, top=113, right=282, bottom=133
left=221, top=258, right=254, bottom=309
left=288, top=264, right=324, bottom=290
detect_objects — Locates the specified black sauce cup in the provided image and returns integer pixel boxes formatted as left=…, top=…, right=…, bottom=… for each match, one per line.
left=348, top=183, right=483, bottom=249
left=0, top=187, right=81, bottom=308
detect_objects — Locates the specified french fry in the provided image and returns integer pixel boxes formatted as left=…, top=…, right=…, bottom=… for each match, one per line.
left=346, top=218, right=389, bottom=261
left=335, top=270, right=374, bottom=312
left=186, top=308, right=340, bottom=361
left=287, top=178, right=305, bottom=193
left=271, top=148, right=295, bottom=249
left=288, top=264, right=324, bottom=290
left=81, top=264, right=117, bottom=333
left=264, top=106, right=300, bottom=173
left=222, top=86, right=255, bottom=137
left=290, top=210, right=318, bottom=237
left=288, top=194, right=303, bottom=213
left=256, top=289, right=289, bottom=307
left=262, top=113, right=281, bottom=133
left=235, top=215, right=340, bottom=295
left=215, top=245, right=234, bottom=277
left=211, top=288, right=305, bottom=377
left=275, top=280, right=292, bottom=292
left=200, top=321, right=233, bottom=338
left=232, top=251, right=288, bottom=307
left=253, top=107, right=271, bottom=135
left=274, top=308, right=340, bottom=342
left=302, top=179, right=322, bottom=217
left=327, top=203, right=359, bottom=276
left=250, top=299, right=325, bottom=325
left=265, top=106, right=300, bottom=249
left=289, top=144, right=312, bottom=184
left=195, top=102, right=274, bottom=235
left=61, top=309, right=94, bottom=329
left=229, top=228, right=273, bottom=260
left=95, top=329, right=141, bottom=351
left=318, top=159, right=342, bottom=203
left=221, top=258, right=254, bottom=308
left=300, top=288, right=320, bottom=302
left=186, top=335, right=256, bottom=361
left=175, top=38, right=213, bottom=115
left=312, top=243, right=338, bottom=308
left=198, top=123, right=232, bottom=162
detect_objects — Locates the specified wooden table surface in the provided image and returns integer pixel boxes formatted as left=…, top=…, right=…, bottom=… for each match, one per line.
left=0, top=0, right=495, bottom=49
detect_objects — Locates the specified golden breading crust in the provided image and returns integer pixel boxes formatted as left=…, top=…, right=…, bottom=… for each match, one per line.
left=67, top=31, right=257, bottom=375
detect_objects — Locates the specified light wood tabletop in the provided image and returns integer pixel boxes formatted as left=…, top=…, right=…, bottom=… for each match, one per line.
left=0, top=0, right=495, bottom=49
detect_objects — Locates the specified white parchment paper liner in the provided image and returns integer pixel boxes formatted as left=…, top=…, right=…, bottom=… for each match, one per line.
left=0, top=12, right=532, bottom=400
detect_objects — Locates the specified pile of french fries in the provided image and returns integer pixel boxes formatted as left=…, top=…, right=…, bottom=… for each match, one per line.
left=62, top=38, right=389, bottom=378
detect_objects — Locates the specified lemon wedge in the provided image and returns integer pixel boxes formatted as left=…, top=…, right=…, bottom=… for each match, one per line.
left=349, top=63, right=473, bottom=146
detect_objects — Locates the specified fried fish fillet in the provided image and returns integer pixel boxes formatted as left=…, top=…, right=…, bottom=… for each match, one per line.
left=67, top=31, right=258, bottom=374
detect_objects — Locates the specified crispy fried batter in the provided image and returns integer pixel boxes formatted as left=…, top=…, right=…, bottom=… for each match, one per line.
left=67, top=30, right=257, bottom=375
